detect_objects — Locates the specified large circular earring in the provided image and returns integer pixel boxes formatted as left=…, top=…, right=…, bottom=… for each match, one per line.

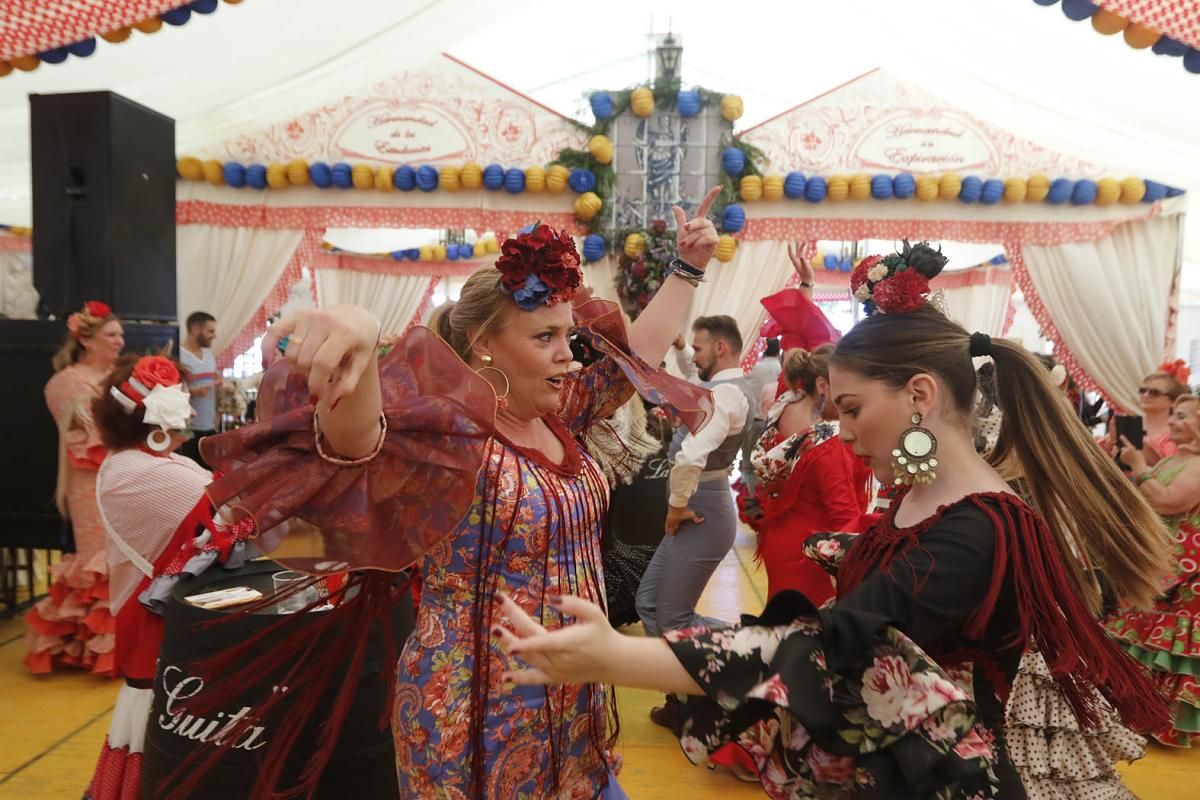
left=475, top=355, right=511, bottom=411
left=146, top=429, right=172, bottom=453
left=891, top=412, right=938, bottom=486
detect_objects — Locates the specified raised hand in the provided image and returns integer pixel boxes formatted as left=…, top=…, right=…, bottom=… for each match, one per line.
left=787, top=240, right=814, bottom=285
left=262, top=304, right=380, bottom=405
left=672, top=186, right=722, bottom=268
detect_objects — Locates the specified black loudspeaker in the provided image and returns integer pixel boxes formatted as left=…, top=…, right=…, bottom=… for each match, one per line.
left=30, top=91, right=176, bottom=322
left=0, top=320, right=178, bottom=551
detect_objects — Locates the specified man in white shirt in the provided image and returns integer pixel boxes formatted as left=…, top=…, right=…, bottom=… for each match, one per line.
left=178, top=311, right=220, bottom=468
left=636, top=315, right=754, bottom=730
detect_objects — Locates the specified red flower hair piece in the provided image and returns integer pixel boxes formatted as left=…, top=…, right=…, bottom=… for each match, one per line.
left=67, top=299, right=114, bottom=340
left=871, top=269, right=932, bottom=315
left=1159, top=358, right=1192, bottom=385
left=494, top=223, right=583, bottom=311
left=850, top=255, right=882, bottom=294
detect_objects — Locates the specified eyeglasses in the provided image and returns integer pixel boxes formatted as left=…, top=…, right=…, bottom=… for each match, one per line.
left=1138, top=387, right=1167, bottom=399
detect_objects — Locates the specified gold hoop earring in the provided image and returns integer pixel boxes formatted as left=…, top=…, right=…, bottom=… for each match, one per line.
left=475, top=362, right=511, bottom=411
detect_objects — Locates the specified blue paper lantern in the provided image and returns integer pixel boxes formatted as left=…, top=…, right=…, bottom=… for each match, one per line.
left=805, top=176, right=827, bottom=203
left=389, top=251, right=404, bottom=261
left=1060, top=0, right=1098, bottom=21
left=38, top=47, right=69, bottom=64
left=582, top=234, right=606, bottom=262
left=980, top=178, right=1005, bottom=204
left=1166, top=185, right=1186, bottom=197
left=590, top=92, right=614, bottom=121
left=722, top=147, right=745, bottom=176
left=222, top=162, right=246, bottom=188
left=1032, top=0, right=1059, bottom=5
left=245, top=164, right=267, bottom=189
left=1184, top=48, right=1200, bottom=74
left=1152, top=36, right=1188, bottom=57
left=446, top=244, right=460, bottom=261
left=404, top=248, right=421, bottom=260
left=309, top=162, right=333, bottom=188
left=784, top=172, right=807, bottom=199
left=67, top=38, right=97, bottom=57
left=1071, top=179, right=1097, bottom=205
left=722, top=204, right=746, bottom=233
left=568, top=168, right=596, bottom=193
left=871, top=174, right=894, bottom=200
left=331, top=163, right=353, bottom=189
left=823, top=254, right=839, bottom=271
left=677, top=91, right=701, bottom=117
left=504, top=168, right=526, bottom=194
left=416, top=165, right=439, bottom=192
left=190, top=0, right=219, bottom=13
left=482, top=163, right=505, bottom=190
left=393, top=165, right=415, bottom=191
left=959, top=176, right=983, bottom=203
left=461, top=242, right=476, bottom=258
left=1046, top=178, right=1073, bottom=204
left=161, top=6, right=192, bottom=25
left=839, top=257, right=853, bottom=273
left=893, top=173, right=916, bottom=199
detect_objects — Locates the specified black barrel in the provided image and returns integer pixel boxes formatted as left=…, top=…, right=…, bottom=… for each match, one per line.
left=141, top=560, right=413, bottom=799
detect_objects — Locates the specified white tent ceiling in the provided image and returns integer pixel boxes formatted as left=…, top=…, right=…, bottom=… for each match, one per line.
left=1, top=0, right=1196, bottom=260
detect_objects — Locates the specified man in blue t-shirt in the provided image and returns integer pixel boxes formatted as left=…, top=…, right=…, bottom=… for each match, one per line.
left=178, top=311, right=220, bottom=468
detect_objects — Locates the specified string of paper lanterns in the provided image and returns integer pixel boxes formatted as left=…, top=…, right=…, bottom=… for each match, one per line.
left=319, top=236, right=500, bottom=264
left=1032, top=0, right=1200, bottom=75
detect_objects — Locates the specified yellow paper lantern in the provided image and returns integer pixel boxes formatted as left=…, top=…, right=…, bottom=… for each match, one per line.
left=460, top=162, right=483, bottom=190
left=1026, top=174, right=1050, bottom=202
left=630, top=87, right=654, bottom=117
left=1124, top=23, right=1160, bottom=49
left=202, top=159, right=224, bottom=186
left=419, top=245, right=434, bottom=261
left=287, top=159, right=310, bottom=186
left=524, top=166, right=546, bottom=193
left=714, top=234, right=737, bottom=263
left=374, top=166, right=394, bottom=192
left=11, top=55, right=40, bottom=72
left=432, top=244, right=447, bottom=261
left=810, top=250, right=825, bottom=270
left=624, top=232, right=647, bottom=258
left=848, top=173, right=871, bottom=200
left=99, top=27, right=132, bottom=44
left=485, top=237, right=500, bottom=255
left=1003, top=177, right=1027, bottom=203
left=588, top=135, right=614, bottom=165
left=915, top=174, right=939, bottom=201
left=1119, top=177, right=1146, bottom=204
left=8, top=226, right=30, bottom=236
left=546, top=164, right=570, bottom=193
left=762, top=175, right=784, bottom=201
left=739, top=175, right=763, bottom=202
left=575, top=192, right=603, bottom=220
left=1095, top=177, right=1120, bottom=206
left=938, top=172, right=962, bottom=200
left=827, top=175, right=850, bottom=202
left=440, top=165, right=461, bottom=191
left=720, top=95, right=744, bottom=122
left=266, top=163, right=289, bottom=189
left=351, top=164, right=374, bottom=190
left=224, top=0, right=245, bottom=4
left=177, top=157, right=203, bottom=181
left=134, top=17, right=163, bottom=34
left=1091, top=10, right=1129, bottom=35
left=0, top=61, right=11, bottom=78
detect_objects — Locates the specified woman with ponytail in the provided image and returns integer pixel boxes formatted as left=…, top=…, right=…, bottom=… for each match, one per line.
left=494, top=242, right=1171, bottom=800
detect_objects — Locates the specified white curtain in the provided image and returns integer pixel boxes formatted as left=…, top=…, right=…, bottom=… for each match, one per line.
left=689, top=240, right=797, bottom=354
left=0, top=246, right=36, bottom=319
left=937, top=271, right=1014, bottom=338
left=315, top=269, right=436, bottom=337
left=1015, top=212, right=1183, bottom=412
left=176, top=226, right=306, bottom=357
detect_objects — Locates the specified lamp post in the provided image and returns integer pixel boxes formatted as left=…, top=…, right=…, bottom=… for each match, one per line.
left=655, top=33, right=682, bottom=91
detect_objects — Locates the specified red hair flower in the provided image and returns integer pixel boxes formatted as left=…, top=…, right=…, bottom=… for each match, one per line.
left=132, top=355, right=181, bottom=389
left=495, top=223, right=583, bottom=310
left=850, top=255, right=882, bottom=294
left=1159, top=358, right=1192, bottom=385
left=84, top=300, right=112, bottom=318
left=871, top=269, right=931, bottom=315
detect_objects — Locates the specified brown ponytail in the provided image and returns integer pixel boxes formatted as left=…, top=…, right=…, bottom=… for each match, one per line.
left=834, top=306, right=1170, bottom=611
left=782, top=344, right=834, bottom=395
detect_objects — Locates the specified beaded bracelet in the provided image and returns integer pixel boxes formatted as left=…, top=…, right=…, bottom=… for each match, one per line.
left=314, top=412, right=388, bottom=465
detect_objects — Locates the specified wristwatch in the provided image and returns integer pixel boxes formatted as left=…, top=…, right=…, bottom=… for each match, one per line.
left=665, top=257, right=705, bottom=285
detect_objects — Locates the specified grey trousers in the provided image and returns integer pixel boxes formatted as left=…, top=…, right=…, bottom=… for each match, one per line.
left=635, top=478, right=738, bottom=637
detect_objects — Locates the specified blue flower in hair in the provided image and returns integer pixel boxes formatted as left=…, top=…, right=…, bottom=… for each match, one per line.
left=512, top=274, right=552, bottom=311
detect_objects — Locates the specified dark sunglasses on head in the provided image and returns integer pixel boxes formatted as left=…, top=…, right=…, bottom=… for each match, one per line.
left=1138, top=387, right=1167, bottom=399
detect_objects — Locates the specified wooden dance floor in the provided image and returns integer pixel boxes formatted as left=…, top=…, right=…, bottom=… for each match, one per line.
left=1, top=523, right=1196, bottom=798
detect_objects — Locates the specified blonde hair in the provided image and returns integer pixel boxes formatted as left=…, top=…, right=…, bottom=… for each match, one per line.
left=782, top=344, right=834, bottom=395
left=1174, top=394, right=1198, bottom=411
left=834, top=306, right=1170, bottom=611
left=52, top=309, right=118, bottom=372
left=428, top=268, right=515, bottom=362
left=1145, top=371, right=1190, bottom=401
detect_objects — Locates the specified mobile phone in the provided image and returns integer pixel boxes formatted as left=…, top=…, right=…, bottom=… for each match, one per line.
left=1115, top=415, right=1144, bottom=470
